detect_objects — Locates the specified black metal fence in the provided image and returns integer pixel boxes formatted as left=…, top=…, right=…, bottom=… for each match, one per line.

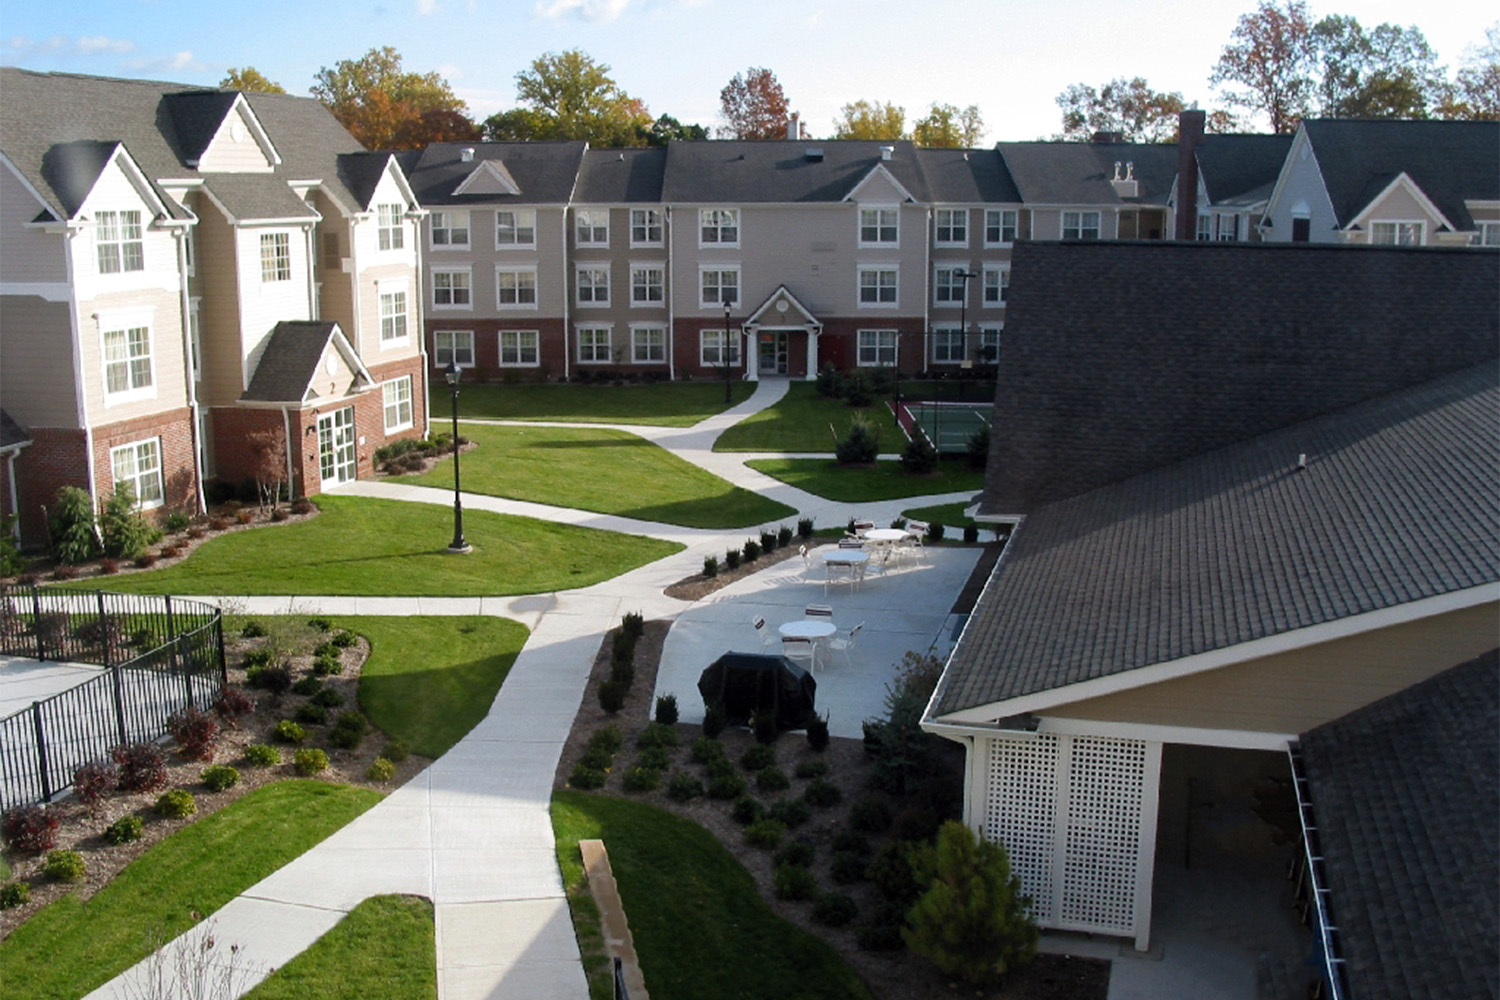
left=0, top=585, right=226, bottom=810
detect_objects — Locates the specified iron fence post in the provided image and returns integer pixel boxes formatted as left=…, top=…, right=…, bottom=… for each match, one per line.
left=164, top=595, right=179, bottom=672
left=31, top=701, right=51, bottom=801
left=97, top=591, right=112, bottom=669
left=111, top=663, right=129, bottom=746
left=216, top=611, right=227, bottom=686
left=32, top=587, right=44, bottom=661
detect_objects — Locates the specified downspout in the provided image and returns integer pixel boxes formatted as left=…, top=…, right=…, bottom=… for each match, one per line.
left=6, top=449, right=22, bottom=538
left=64, top=228, right=99, bottom=507
left=410, top=206, right=431, bottom=436
left=665, top=205, right=675, bottom=381
left=921, top=207, right=932, bottom=376
left=561, top=208, right=571, bottom=381
left=302, top=222, right=317, bottom=318
left=282, top=406, right=296, bottom=498
left=175, top=227, right=207, bottom=514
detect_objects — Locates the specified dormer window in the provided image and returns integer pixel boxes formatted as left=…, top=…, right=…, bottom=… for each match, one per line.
left=97, top=210, right=144, bottom=273
left=377, top=204, right=404, bottom=251
left=860, top=207, right=898, bottom=246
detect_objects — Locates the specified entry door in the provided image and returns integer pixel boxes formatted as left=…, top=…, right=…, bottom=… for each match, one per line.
left=758, top=332, right=788, bottom=375
left=317, top=406, right=356, bottom=488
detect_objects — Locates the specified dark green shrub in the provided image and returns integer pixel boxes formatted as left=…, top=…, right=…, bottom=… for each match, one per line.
left=155, top=788, right=196, bottom=818
left=806, top=713, right=830, bottom=751
left=330, top=629, right=357, bottom=648
left=99, top=483, right=159, bottom=559
left=706, top=756, right=737, bottom=781
left=291, top=676, right=323, bottom=697
left=901, top=434, right=939, bottom=475
left=857, top=923, right=905, bottom=951
left=636, top=746, right=671, bottom=771
left=608, top=659, right=635, bottom=688
left=2, top=805, right=58, bottom=854
left=245, top=744, right=280, bottom=766
left=836, top=415, right=880, bottom=464
left=329, top=712, right=368, bottom=749
left=702, top=705, right=727, bottom=738
left=724, top=547, right=741, bottom=570
left=611, top=629, right=636, bottom=665
left=707, top=770, right=748, bottom=800
left=892, top=804, right=943, bottom=842
left=637, top=722, right=678, bottom=749
left=813, top=892, right=859, bottom=927
left=381, top=740, right=410, bottom=764
left=730, top=795, right=763, bottom=825
left=744, top=817, right=787, bottom=850
left=756, top=766, right=790, bottom=792
left=702, top=555, right=719, bottom=577
left=794, top=758, right=828, bottom=780
left=241, top=620, right=268, bottom=638
left=311, top=688, right=344, bottom=708
left=49, top=486, right=100, bottom=564
left=868, top=365, right=895, bottom=396
left=293, top=748, right=329, bottom=775
left=621, top=611, right=645, bottom=638
left=768, top=798, right=811, bottom=829
left=44, top=849, right=86, bottom=883
left=690, top=736, right=726, bottom=765
left=966, top=425, right=990, bottom=469
left=850, top=797, right=893, bottom=834
left=774, top=840, right=815, bottom=868
left=73, top=760, right=120, bottom=809
left=796, top=517, right=814, bottom=539
left=740, top=744, right=775, bottom=771
left=666, top=772, right=704, bottom=801
left=273, top=720, right=306, bottom=745
left=778, top=525, right=794, bottom=547
left=833, top=830, right=871, bottom=854
left=816, top=363, right=840, bottom=397
left=772, top=863, right=818, bottom=901
left=927, top=521, right=945, bottom=542
left=367, top=758, right=397, bottom=782
left=569, top=763, right=606, bottom=790
left=308, top=618, right=333, bottom=632
left=742, top=539, right=760, bottom=562
left=104, top=813, right=144, bottom=845
left=201, top=765, right=239, bottom=792
left=313, top=641, right=339, bottom=659
left=588, top=725, right=624, bottom=754
left=1, top=881, right=31, bottom=909
left=112, top=742, right=168, bottom=792
left=294, top=703, right=328, bottom=725
left=243, top=648, right=274, bottom=669
left=867, top=841, right=921, bottom=908
left=831, top=851, right=869, bottom=885
left=963, top=524, right=979, bottom=543
left=164, top=510, right=192, bottom=534
left=621, top=767, right=661, bottom=793
left=752, top=710, right=779, bottom=745
left=803, top=778, right=843, bottom=808
left=581, top=745, right=614, bottom=771
left=248, top=664, right=293, bottom=694
left=843, top=372, right=874, bottom=407
left=759, top=530, right=777, bottom=553
left=312, top=653, right=343, bottom=677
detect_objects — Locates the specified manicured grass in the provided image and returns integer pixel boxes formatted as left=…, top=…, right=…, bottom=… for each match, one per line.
left=243, top=895, right=435, bottom=1000
left=347, top=616, right=527, bottom=758
left=84, top=495, right=681, bottom=597
left=745, top=457, right=986, bottom=503
left=712, top=381, right=900, bottom=453
left=0, top=781, right=381, bottom=1000
left=395, top=425, right=795, bottom=529
left=901, top=501, right=977, bottom=530
left=553, top=791, right=872, bottom=1000
left=451, top=382, right=755, bottom=426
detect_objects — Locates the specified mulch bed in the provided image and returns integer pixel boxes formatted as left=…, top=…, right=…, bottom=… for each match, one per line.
left=554, top=619, right=1110, bottom=1000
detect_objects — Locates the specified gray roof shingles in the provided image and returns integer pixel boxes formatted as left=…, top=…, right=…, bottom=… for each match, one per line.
left=936, top=364, right=1500, bottom=717
left=1194, top=133, right=1293, bottom=206
left=661, top=140, right=933, bottom=203
left=916, top=147, right=1022, bottom=204
left=1299, top=650, right=1499, bottom=1000
left=995, top=140, right=1179, bottom=205
left=203, top=174, right=318, bottom=223
left=241, top=321, right=341, bottom=403
left=575, top=147, right=666, bottom=203
left=403, top=141, right=587, bottom=206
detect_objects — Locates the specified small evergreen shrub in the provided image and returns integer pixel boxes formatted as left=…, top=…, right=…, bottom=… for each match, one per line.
left=330, top=629, right=357, bottom=648
left=308, top=617, right=333, bottom=632
left=294, top=703, right=328, bottom=725
left=778, top=525, right=794, bottom=547
left=581, top=746, right=614, bottom=771
left=155, top=788, right=197, bottom=818
left=850, top=797, right=893, bottom=833
left=768, top=798, right=811, bottom=829
left=241, top=619, right=267, bottom=638
left=803, top=778, right=843, bottom=808
left=367, top=758, right=397, bottom=783
left=167, top=706, right=219, bottom=762
left=759, top=530, right=777, bottom=553
left=772, top=863, right=818, bottom=901
left=836, top=415, right=880, bottom=465
left=312, top=653, right=343, bottom=677
left=293, top=748, right=329, bottom=775
left=796, top=517, right=814, bottom=539
left=900, top=434, right=939, bottom=475
left=569, top=764, right=607, bottom=790
left=247, top=664, right=293, bottom=694
left=112, top=742, right=168, bottom=792
left=756, top=766, right=790, bottom=792
left=654, top=694, right=679, bottom=726
left=245, top=744, right=280, bottom=766
left=636, top=746, right=671, bottom=771
left=831, top=851, right=869, bottom=885
left=666, top=772, right=704, bottom=801
left=702, top=705, right=727, bottom=738
left=2, top=805, right=59, bottom=854
left=104, top=815, right=144, bottom=846
left=598, top=678, right=627, bottom=714
left=291, top=676, right=323, bottom=696
left=73, top=760, right=120, bottom=809
left=966, top=425, right=991, bottom=469
left=833, top=830, right=871, bottom=855
left=44, top=849, right=86, bottom=883
left=609, top=658, right=635, bottom=688
left=621, top=767, right=661, bottom=793
left=740, top=744, right=776, bottom=771
left=774, top=840, right=815, bottom=869
left=707, top=770, right=748, bottom=800
left=690, top=736, right=726, bottom=765
left=621, top=611, right=645, bottom=638
left=794, top=758, right=828, bottom=780
left=730, top=795, right=764, bottom=825
left=742, top=539, right=761, bottom=562
left=927, top=521, right=946, bottom=542
left=381, top=740, right=410, bottom=764
left=328, top=712, right=368, bottom=749
left=637, top=722, right=678, bottom=749
left=724, top=547, right=741, bottom=570
left=752, top=710, right=779, bottom=745
left=744, top=817, right=787, bottom=850
left=201, top=765, right=239, bottom=792
left=1, top=881, right=31, bottom=909
left=806, top=713, right=830, bottom=751
left=812, top=892, right=859, bottom=927
left=49, top=485, right=100, bottom=564
left=165, top=511, right=193, bottom=534
left=963, top=524, right=980, bottom=544
left=243, top=648, right=274, bottom=670
left=273, top=720, right=306, bottom=744
left=702, top=555, right=719, bottom=577
left=100, top=483, right=160, bottom=559
left=588, top=725, right=624, bottom=754
left=311, top=688, right=344, bottom=709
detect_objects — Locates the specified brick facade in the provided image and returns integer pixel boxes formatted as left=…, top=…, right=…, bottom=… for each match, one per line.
left=90, top=408, right=198, bottom=517
left=426, top=319, right=567, bottom=383
left=9, top=428, right=87, bottom=548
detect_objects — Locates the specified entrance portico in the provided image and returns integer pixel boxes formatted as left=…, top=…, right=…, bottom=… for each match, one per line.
left=742, top=285, right=821, bottom=381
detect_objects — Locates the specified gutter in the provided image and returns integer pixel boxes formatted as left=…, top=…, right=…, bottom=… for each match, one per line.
left=1288, top=743, right=1348, bottom=1000
left=176, top=227, right=207, bottom=514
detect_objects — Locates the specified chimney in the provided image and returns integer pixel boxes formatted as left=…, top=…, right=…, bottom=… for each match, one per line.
left=1091, top=130, right=1124, bottom=144
left=460, top=147, right=475, bottom=163
left=1174, top=109, right=1206, bottom=240
left=880, top=146, right=894, bottom=161
left=786, top=113, right=800, bottom=141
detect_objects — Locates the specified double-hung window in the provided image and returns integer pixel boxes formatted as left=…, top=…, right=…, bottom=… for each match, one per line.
left=575, top=210, right=609, bottom=247
left=700, top=267, right=740, bottom=307
left=496, top=209, right=536, bottom=248
left=631, top=265, right=664, bottom=305
left=931, top=329, right=965, bottom=364
left=857, top=329, right=897, bottom=367
left=630, top=208, right=663, bottom=246
left=103, top=322, right=154, bottom=400
left=977, top=327, right=1002, bottom=364
left=260, top=232, right=291, bottom=282
left=985, top=209, right=1018, bottom=246
left=935, top=209, right=968, bottom=246
left=933, top=267, right=968, bottom=305
left=1061, top=211, right=1101, bottom=240
left=631, top=326, right=666, bottom=363
left=700, top=208, right=739, bottom=247
left=1475, top=221, right=1500, bottom=247
left=500, top=330, right=539, bottom=367
left=577, top=326, right=612, bottom=363
left=432, top=268, right=471, bottom=308
left=434, top=330, right=474, bottom=368
left=497, top=266, right=537, bottom=307
left=379, top=283, right=409, bottom=343
left=1371, top=221, right=1424, bottom=246
left=96, top=210, right=144, bottom=273
left=858, top=267, right=898, bottom=306
left=111, top=439, right=163, bottom=508
left=377, top=204, right=404, bottom=250
left=1196, top=214, right=1213, bottom=241
left=699, top=330, right=741, bottom=366
left=859, top=207, right=898, bottom=246
left=383, top=376, right=413, bottom=432
left=982, top=266, right=1009, bottom=305
left=430, top=210, right=470, bottom=248
left=1217, top=214, right=1240, bottom=241
left=577, top=265, right=610, bottom=306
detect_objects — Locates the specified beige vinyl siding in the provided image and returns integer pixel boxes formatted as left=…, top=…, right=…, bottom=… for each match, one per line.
left=194, top=195, right=246, bottom=406
left=196, top=105, right=275, bottom=173
left=77, top=285, right=188, bottom=422
left=0, top=296, right=81, bottom=427
left=355, top=262, right=420, bottom=361
left=72, top=165, right=181, bottom=303
left=237, top=224, right=313, bottom=382
left=1355, top=185, right=1440, bottom=244
left=312, top=191, right=357, bottom=348
left=0, top=167, right=68, bottom=284
left=1044, top=602, right=1499, bottom=735
left=303, top=343, right=360, bottom=404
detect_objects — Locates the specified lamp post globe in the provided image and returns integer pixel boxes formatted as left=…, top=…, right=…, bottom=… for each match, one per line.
left=444, top=362, right=471, bottom=554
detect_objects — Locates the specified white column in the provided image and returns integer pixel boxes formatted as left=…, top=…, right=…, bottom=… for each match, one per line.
left=804, top=327, right=819, bottom=380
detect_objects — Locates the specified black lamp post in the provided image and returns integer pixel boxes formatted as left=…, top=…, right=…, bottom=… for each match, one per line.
left=443, top=362, right=471, bottom=554
left=722, top=299, right=735, bottom=404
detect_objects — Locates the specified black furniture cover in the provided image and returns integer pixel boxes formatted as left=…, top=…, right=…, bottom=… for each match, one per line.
left=698, top=652, right=817, bottom=731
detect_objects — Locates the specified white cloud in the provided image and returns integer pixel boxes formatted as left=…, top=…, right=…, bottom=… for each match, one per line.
left=2, top=34, right=137, bottom=58
left=533, top=0, right=631, bottom=23
left=438, top=63, right=464, bottom=81
left=416, top=0, right=438, bottom=13
left=122, top=49, right=209, bottom=74
left=78, top=36, right=138, bottom=55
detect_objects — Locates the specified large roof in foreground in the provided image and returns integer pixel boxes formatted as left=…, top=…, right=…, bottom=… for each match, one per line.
left=934, top=363, right=1500, bottom=717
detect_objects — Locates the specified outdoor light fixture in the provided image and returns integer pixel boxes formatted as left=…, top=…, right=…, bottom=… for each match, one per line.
left=722, top=299, right=735, bottom=405
left=444, top=362, right=471, bottom=554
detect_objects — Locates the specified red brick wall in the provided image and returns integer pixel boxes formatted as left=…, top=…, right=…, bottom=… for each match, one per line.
left=816, top=318, right=929, bottom=375
left=426, top=319, right=566, bottom=383
left=209, top=407, right=286, bottom=496
left=8, top=428, right=87, bottom=549
left=91, top=408, right=198, bottom=520
left=672, top=319, right=751, bottom=382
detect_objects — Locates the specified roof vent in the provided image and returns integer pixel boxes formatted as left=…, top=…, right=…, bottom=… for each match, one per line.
left=1110, top=160, right=1138, bottom=198
left=618, top=152, right=625, bottom=161
left=880, top=146, right=894, bottom=161
left=460, top=147, right=475, bottom=162
left=1296, top=453, right=1308, bottom=471
left=804, top=147, right=824, bottom=162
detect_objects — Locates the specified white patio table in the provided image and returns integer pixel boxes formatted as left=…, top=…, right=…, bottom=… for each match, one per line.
left=820, top=549, right=870, bottom=593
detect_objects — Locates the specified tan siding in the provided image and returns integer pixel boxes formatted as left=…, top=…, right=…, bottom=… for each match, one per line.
left=303, top=343, right=359, bottom=404
left=1361, top=186, right=1442, bottom=242
left=0, top=167, right=68, bottom=284
left=77, top=285, right=189, bottom=423
left=0, top=296, right=80, bottom=427
left=355, top=262, right=422, bottom=363
left=1046, top=603, right=1499, bottom=734
left=195, top=197, right=246, bottom=406
left=197, top=106, right=274, bottom=173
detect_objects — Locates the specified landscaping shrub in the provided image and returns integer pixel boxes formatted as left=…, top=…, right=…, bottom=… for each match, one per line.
left=328, top=712, right=368, bottom=749
left=926, top=521, right=945, bottom=542
left=1, top=881, right=30, bottom=909
left=752, top=710, right=779, bottom=745
left=155, top=788, right=197, bottom=818
left=867, top=841, right=921, bottom=909
left=166, top=706, right=219, bottom=762
left=892, top=804, right=944, bottom=843
left=51, top=564, right=79, bottom=581
left=730, top=795, right=763, bottom=825
left=247, top=663, right=293, bottom=695
left=864, top=651, right=951, bottom=797
left=803, top=778, right=843, bottom=808
left=666, top=772, right=704, bottom=802
left=637, top=722, right=678, bottom=749
left=581, top=745, right=614, bottom=771
left=963, top=524, right=979, bottom=543
left=774, top=840, right=816, bottom=869
left=850, top=797, right=893, bottom=834
left=569, top=764, right=607, bottom=790
left=244, top=744, right=280, bottom=766
left=636, top=746, right=671, bottom=771
left=208, top=516, right=232, bottom=532
left=756, top=766, right=790, bottom=792
left=293, top=748, right=329, bottom=775
left=49, top=485, right=100, bottom=564
left=291, top=676, right=323, bottom=697
left=690, top=736, right=726, bottom=765
left=308, top=617, right=333, bottom=632
left=794, top=758, right=828, bottom=780
left=273, top=720, right=306, bottom=745
left=768, top=798, right=811, bottom=829
left=73, top=760, right=120, bottom=809
left=759, top=530, right=777, bottom=553
left=330, top=629, right=357, bottom=648
left=201, top=765, right=239, bottom=792
left=742, top=539, right=761, bottom=563
left=744, top=817, right=787, bottom=850
left=312, top=652, right=343, bottom=677
left=622, top=611, right=645, bottom=638
left=836, top=415, right=880, bottom=465
left=797, top=517, right=814, bottom=540
left=831, top=851, right=869, bottom=885
left=966, top=425, right=991, bottom=469
left=164, top=511, right=193, bottom=534
left=740, top=744, right=776, bottom=772
left=44, top=849, right=86, bottom=883
left=294, top=703, right=328, bottom=725
left=598, top=678, right=627, bottom=714
left=833, top=830, right=871, bottom=855
left=816, top=363, right=841, bottom=397
left=98, top=557, right=120, bottom=575
left=2, top=805, right=59, bottom=854
left=608, top=658, right=634, bottom=688
left=843, top=372, right=874, bottom=407
left=103, top=814, right=143, bottom=845
left=778, top=524, right=794, bottom=548
left=313, top=640, right=340, bottom=659
left=243, top=648, right=274, bottom=670
left=292, top=498, right=314, bottom=515
left=236, top=510, right=255, bottom=525
left=806, top=713, right=830, bottom=752
left=112, top=742, right=168, bottom=792
left=311, top=687, right=344, bottom=709
left=367, top=757, right=397, bottom=782
left=381, top=740, right=410, bottom=764
left=213, top=685, right=255, bottom=721
left=901, top=434, right=939, bottom=475
left=611, top=628, right=636, bottom=664
left=708, top=770, right=748, bottom=800
left=702, top=705, right=727, bottom=738
left=588, top=725, right=624, bottom=755
left=723, top=547, right=741, bottom=570
left=773, top=863, right=818, bottom=901
left=702, top=555, right=719, bottom=577
left=621, top=767, right=662, bottom=793
left=813, top=892, right=859, bottom=927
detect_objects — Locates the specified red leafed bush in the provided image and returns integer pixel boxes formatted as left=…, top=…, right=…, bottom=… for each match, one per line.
left=73, top=760, right=121, bottom=809
left=2, top=804, right=60, bottom=854
left=166, top=706, right=219, bottom=762
left=111, top=741, right=168, bottom=792
left=213, top=685, right=255, bottom=723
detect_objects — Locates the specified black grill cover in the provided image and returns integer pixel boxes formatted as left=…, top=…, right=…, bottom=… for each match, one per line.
left=698, top=652, right=817, bottom=731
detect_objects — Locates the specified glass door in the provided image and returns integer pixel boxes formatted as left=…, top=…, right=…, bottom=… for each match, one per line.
left=317, top=406, right=356, bottom=488
left=758, top=332, right=788, bottom=375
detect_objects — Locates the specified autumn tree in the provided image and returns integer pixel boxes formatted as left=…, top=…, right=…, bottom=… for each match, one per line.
left=832, top=100, right=906, bottom=140
left=1438, top=22, right=1500, bottom=120
left=487, top=49, right=651, bottom=146
left=1210, top=0, right=1318, bottom=132
left=644, top=114, right=709, bottom=146
left=1055, top=78, right=1189, bottom=142
left=244, top=428, right=288, bottom=511
left=913, top=103, right=986, bottom=147
left=1312, top=15, right=1446, bottom=118
left=311, top=46, right=472, bottom=149
left=719, top=67, right=792, bottom=139
left=220, top=67, right=284, bottom=93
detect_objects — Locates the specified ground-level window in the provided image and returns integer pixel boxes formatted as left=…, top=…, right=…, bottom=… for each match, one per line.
left=977, top=326, right=1002, bottom=364
left=699, top=329, right=741, bottom=366
left=578, top=326, right=612, bottom=363
left=857, top=329, right=897, bottom=367
left=500, top=330, right=539, bottom=367
left=931, top=330, right=965, bottom=363
left=383, top=376, right=413, bottom=432
left=111, top=438, right=163, bottom=508
left=434, top=330, right=474, bottom=368
left=632, top=326, right=666, bottom=363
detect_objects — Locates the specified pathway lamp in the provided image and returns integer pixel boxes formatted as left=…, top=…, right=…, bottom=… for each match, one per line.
left=444, top=362, right=471, bottom=554
left=722, top=299, right=736, bottom=404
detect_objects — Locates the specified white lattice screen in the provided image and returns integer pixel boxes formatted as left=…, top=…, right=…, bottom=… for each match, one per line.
left=982, top=733, right=1152, bottom=940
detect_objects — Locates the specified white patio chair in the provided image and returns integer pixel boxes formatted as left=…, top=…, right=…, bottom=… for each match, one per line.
left=804, top=604, right=834, bottom=620
left=826, top=622, right=864, bottom=667
left=838, top=538, right=865, bottom=550
left=853, top=520, right=875, bottom=538
left=752, top=614, right=776, bottom=649
left=904, top=522, right=930, bottom=562
left=781, top=635, right=816, bottom=673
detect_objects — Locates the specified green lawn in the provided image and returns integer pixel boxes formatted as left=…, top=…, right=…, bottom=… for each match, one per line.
left=712, top=382, right=901, bottom=453
left=396, top=424, right=795, bottom=529
left=244, top=895, right=435, bottom=1000
left=448, top=382, right=755, bottom=426
left=83, top=495, right=681, bottom=597
left=0, top=781, right=381, bottom=1000
left=347, top=616, right=527, bottom=758
left=553, top=792, right=872, bottom=1000
left=901, top=501, right=978, bottom=530
left=745, top=458, right=986, bottom=503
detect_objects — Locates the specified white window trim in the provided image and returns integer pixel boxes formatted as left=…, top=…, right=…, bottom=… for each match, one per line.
left=1369, top=219, right=1426, bottom=246
left=260, top=231, right=292, bottom=283
left=575, top=209, right=610, bottom=248
left=630, top=208, right=664, bottom=248
left=434, top=330, right=475, bottom=368
left=984, top=208, right=1019, bottom=248
left=495, top=264, right=539, bottom=310
left=981, top=264, right=1010, bottom=307
left=430, top=209, right=471, bottom=250
left=495, top=209, right=537, bottom=250
left=932, top=266, right=970, bottom=307
left=629, top=324, right=667, bottom=364
left=630, top=263, right=666, bottom=307
left=1060, top=210, right=1102, bottom=241
left=377, top=279, right=411, bottom=348
left=376, top=203, right=406, bottom=252
left=383, top=376, right=414, bottom=433
left=110, top=438, right=164, bottom=510
left=856, top=328, right=898, bottom=368
left=930, top=325, right=966, bottom=365
left=188, top=298, right=202, bottom=382
left=99, top=307, right=157, bottom=406
left=431, top=265, right=473, bottom=311
left=1475, top=221, right=1500, bottom=247
left=698, top=329, right=742, bottom=367
left=576, top=264, right=611, bottom=308
left=576, top=325, right=614, bottom=364
left=498, top=329, right=541, bottom=368
left=857, top=205, right=899, bottom=248
left=698, top=264, right=742, bottom=309
left=698, top=208, right=741, bottom=249
left=95, top=209, right=145, bottom=275
left=935, top=208, right=969, bottom=248
left=977, top=325, right=1003, bottom=364
left=857, top=265, right=899, bottom=309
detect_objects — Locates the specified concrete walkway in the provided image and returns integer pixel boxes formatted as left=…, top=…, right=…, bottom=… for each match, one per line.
left=85, top=377, right=976, bottom=1000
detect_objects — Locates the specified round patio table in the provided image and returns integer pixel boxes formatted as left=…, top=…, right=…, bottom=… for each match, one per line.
left=864, top=528, right=907, bottom=543
left=778, top=620, right=837, bottom=641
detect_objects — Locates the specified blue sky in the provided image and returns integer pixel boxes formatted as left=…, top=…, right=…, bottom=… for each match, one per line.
left=2, top=0, right=1493, bottom=141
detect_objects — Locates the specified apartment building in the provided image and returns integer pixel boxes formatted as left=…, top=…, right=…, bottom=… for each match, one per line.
left=0, top=69, right=428, bottom=547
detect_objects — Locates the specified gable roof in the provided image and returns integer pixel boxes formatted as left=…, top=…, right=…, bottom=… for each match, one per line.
left=995, top=140, right=1179, bottom=205
left=1298, top=649, right=1499, bottom=1000
left=241, top=321, right=371, bottom=404
left=575, top=147, right=666, bottom=203
left=202, top=174, right=318, bottom=223
left=403, top=141, right=586, bottom=206
left=0, top=409, right=31, bottom=452
left=161, top=90, right=251, bottom=166
left=1302, top=119, right=1500, bottom=231
left=661, top=140, right=933, bottom=204
left=1194, top=133, right=1293, bottom=207
left=934, top=363, right=1500, bottom=718
left=336, top=152, right=400, bottom=212
left=39, top=140, right=125, bottom=218
left=916, top=147, right=1021, bottom=204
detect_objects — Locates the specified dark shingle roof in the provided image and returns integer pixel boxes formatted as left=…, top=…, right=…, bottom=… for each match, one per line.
left=916, top=147, right=1021, bottom=204
left=38, top=140, right=122, bottom=218
left=242, top=321, right=342, bottom=403
left=336, top=152, right=397, bottom=212
left=1303, top=119, right=1500, bottom=231
left=160, top=90, right=241, bottom=165
left=661, top=140, right=932, bottom=203
left=575, top=147, right=666, bottom=203
left=1299, top=650, right=1499, bottom=1000
left=0, top=410, right=30, bottom=451
left=402, top=141, right=586, bottom=205
left=1195, top=133, right=1293, bottom=206
left=203, top=174, right=317, bottom=223
left=995, top=141, right=1179, bottom=204
left=937, top=364, right=1500, bottom=716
